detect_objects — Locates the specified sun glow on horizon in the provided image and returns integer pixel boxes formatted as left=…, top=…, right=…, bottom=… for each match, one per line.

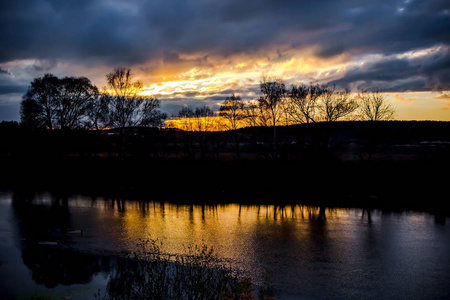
left=129, top=45, right=450, bottom=121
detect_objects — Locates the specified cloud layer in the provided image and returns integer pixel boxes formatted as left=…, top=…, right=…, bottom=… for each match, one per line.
left=1, top=0, right=449, bottom=120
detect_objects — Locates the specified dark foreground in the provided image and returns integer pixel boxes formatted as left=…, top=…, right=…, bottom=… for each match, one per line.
left=1, top=121, right=449, bottom=215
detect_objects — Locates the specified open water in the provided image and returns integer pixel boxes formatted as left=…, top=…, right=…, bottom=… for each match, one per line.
left=1, top=191, right=449, bottom=299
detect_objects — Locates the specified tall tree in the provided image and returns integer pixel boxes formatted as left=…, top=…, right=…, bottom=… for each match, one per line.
left=87, top=93, right=110, bottom=129
left=105, top=67, right=165, bottom=129
left=193, top=105, right=216, bottom=159
left=21, top=74, right=59, bottom=129
left=318, top=87, right=358, bottom=122
left=174, top=106, right=196, bottom=158
left=20, top=98, right=44, bottom=129
left=286, top=84, right=327, bottom=124
left=219, top=94, right=246, bottom=159
left=259, top=75, right=286, bottom=128
left=258, top=75, right=286, bottom=154
left=21, top=74, right=98, bottom=129
left=56, top=76, right=99, bottom=129
left=357, top=89, right=396, bottom=121
left=218, top=93, right=246, bottom=130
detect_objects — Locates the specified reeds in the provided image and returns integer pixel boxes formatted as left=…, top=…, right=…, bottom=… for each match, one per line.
left=98, top=237, right=275, bottom=300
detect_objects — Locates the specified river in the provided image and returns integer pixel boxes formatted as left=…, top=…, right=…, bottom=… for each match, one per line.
left=1, top=190, right=449, bottom=299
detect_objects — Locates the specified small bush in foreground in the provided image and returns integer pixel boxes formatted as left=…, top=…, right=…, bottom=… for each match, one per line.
left=97, top=238, right=275, bottom=300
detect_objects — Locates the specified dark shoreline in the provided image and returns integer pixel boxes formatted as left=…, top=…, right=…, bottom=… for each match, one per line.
left=1, top=157, right=448, bottom=217
left=1, top=120, right=449, bottom=216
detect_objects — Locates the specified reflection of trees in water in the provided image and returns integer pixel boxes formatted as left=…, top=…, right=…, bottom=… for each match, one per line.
left=22, top=245, right=111, bottom=288
left=252, top=204, right=333, bottom=221
left=18, top=237, right=265, bottom=299
left=10, top=192, right=267, bottom=297
left=12, top=189, right=71, bottom=243
left=93, top=198, right=335, bottom=223
left=11, top=189, right=112, bottom=288
left=362, top=208, right=372, bottom=223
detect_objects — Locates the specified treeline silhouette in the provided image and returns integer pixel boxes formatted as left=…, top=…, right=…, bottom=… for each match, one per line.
left=20, top=67, right=166, bottom=130
left=19, top=69, right=396, bottom=132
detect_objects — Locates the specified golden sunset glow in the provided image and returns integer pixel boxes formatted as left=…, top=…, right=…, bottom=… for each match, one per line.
left=127, top=46, right=450, bottom=122
left=166, top=116, right=229, bottom=131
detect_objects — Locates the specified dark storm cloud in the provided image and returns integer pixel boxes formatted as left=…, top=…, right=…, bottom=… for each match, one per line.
left=2, top=0, right=448, bottom=65
left=0, top=66, right=27, bottom=95
left=330, top=46, right=450, bottom=91
left=0, top=0, right=449, bottom=117
left=0, top=68, right=11, bottom=75
left=313, top=1, right=450, bottom=58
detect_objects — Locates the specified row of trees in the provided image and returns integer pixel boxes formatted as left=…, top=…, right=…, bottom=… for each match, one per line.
left=21, top=69, right=396, bottom=132
left=167, top=76, right=396, bottom=134
left=217, top=76, right=396, bottom=132
left=20, top=67, right=167, bottom=130
left=164, top=76, right=396, bottom=158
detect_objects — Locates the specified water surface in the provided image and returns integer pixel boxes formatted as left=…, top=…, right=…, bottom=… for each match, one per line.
left=1, top=191, right=449, bottom=299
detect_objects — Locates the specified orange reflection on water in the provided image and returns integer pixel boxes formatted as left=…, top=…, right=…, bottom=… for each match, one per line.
left=90, top=201, right=336, bottom=254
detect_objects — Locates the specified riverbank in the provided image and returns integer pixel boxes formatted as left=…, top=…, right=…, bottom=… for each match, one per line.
left=1, top=156, right=448, bottom=216
left=1, top=120, right=449, bottom=215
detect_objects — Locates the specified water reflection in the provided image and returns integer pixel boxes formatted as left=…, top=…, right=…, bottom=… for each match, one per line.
left=22, top=245, right=110, bottom=288
left=3, top=191, right=450, bottom=299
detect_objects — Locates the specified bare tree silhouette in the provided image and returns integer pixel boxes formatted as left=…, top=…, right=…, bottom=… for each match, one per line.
left=219, top=93, right=247, bottom=159
left=286, top=84, right=328, bottom=124
left=357, top=89, right=396, bottom=121
left=258, top=75, right=286, bottom=156
left=104, top=67, right=165, bottom=129
left=21, top=74, right=99, bottom=130
left=318, top=87, right=358, bottom=122
left=21, top=74, right=60, bottom=129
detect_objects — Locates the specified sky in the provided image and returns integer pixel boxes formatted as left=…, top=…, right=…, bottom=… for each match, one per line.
left=1, top=0, right=449, bottom=121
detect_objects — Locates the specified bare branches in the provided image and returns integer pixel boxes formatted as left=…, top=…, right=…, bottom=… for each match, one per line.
left=258, top=75, right=286, bottom=128
left=20, top=68, right=166, bottom=130
left=218, top=93, right=246, bottom=131
left=104, top=67, right=166, bottom=129
left=357, top=89, right=397, bottom=121
left=20, top=74, right=98, bottom=129
left=318, top=87, right=359, bottom=122
left=286, top=84, right=328, bottom=124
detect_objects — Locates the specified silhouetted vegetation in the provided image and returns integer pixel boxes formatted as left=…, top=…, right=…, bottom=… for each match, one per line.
left=104, top=67, right=166, bottom=129
left=357, top=89, right=396, bottom=121
left=20, top=68, right=166, bottom=130
left=21, top=74, right=100, bottom=130
left=97, top=238, right=271, bottom=300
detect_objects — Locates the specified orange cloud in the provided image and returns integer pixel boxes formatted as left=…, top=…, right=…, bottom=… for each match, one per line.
left=393, top=94, right=418, bottom=102
left=433, top=93, right=450, bottom=101
left=433, top=93, right=450, bottom=110
left=439, top=103, right=450, bottom=110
